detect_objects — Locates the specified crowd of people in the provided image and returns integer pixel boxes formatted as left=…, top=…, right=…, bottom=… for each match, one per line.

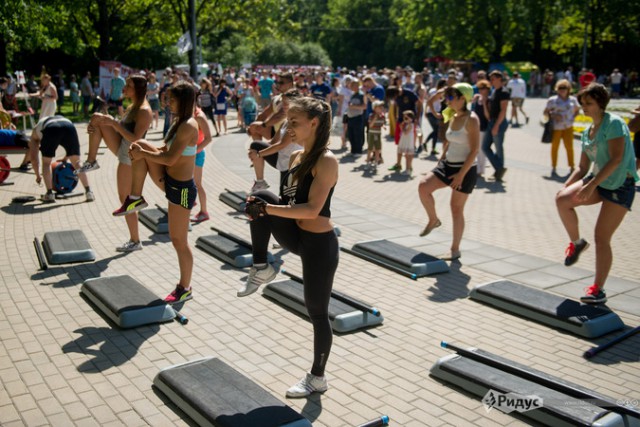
left=1, top=61, right=639, bottom=399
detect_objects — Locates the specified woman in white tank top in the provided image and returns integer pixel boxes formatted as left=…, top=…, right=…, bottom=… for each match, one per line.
left=417, top=83, right=480, bottom=260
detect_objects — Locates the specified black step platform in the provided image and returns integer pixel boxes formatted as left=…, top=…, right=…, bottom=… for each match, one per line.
left=345, top=239, right=449, bottom=278
left=431, top=343, right=638, bottom=427
left=154, top=357, right=312, bottom=427
left=469, top=280, right=624, bottom=338
left=34, top=229, right=96, bottom=270
left=263, top=279, right=383, bottom=333
left=219, top=189, right=247, bottom=212
left=196, top=229, right=273, bottom=268
left=139, top=207, right=192, bottom=234
left=81, top=275, right=183, bottom=328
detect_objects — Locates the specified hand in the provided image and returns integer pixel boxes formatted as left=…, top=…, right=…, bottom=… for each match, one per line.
left=575, top=181, right=595, bottom=202
left=87, top=124, right=95, bottom=134
left=129, top=143, right=144, bottom=161
left=35, top=175, right=42, bottom=185
left=244, top=196, right=268, bottom=220
left=248, top=149, right=258, bottom=161
left=491, top=125, right=499, bottom=136
left=448, top=172, right=464, bottom=190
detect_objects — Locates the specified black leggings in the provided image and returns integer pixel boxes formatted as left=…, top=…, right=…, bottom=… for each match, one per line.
left=250, top=190, right=339, bottom=376
left=425, top=112, right=439, bottom=150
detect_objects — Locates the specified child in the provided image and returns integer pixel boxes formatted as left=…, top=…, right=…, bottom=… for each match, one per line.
left=242, top=87, right=258, bottom=126
left=390, top=110, right=420, bottom=176
left=366, top=100, right=385, bottom=169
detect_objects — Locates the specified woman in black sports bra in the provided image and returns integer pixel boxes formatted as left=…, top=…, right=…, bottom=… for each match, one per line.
left=241, top=97, right=339, bottom=399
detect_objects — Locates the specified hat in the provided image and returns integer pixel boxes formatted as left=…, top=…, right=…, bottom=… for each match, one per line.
left=452, top=83, right=474, bottom=103
left=372, top=100, right=384, bottom=109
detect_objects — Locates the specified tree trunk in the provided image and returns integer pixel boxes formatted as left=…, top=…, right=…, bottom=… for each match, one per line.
left=97, top=0, right=111, bottom=60
left=0, top=33, right=7, bottom=76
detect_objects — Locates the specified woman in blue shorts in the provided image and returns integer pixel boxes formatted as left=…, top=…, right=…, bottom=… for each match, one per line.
left=113, top=82, right=200, bottom=304
left=192, top=106, right=213, bottom=223
left=214, top=80, right=233, bottom=134
left=556, top=83, right=639, bottom=304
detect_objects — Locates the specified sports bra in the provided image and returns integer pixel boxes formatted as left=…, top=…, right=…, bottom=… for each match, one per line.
left=280, top=164, right=335, bottom=218
left=166, top=133, right=197, bottom=156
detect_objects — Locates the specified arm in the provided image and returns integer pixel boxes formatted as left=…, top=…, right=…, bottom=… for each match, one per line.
left=251, top=130, right=292, bottom=160
left=101, top=107, right=153, bottom=143
left=427, top=90, right=443, bottom=119
left=564, top=152, right=590, bottom=187
left=195, top=113, right=212, bottom=152
left=491, top=99, right=508, bottom=135
left=266, top=154, right=338, bottom=219
left=29, top=134, right=41, bottom=183
left=578, top=136, right=626, bottom=201
left=132, top=118, right=198, bottom=166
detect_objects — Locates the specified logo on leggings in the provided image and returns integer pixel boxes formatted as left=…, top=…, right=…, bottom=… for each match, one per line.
left=482, top=389, right=543, bottom=414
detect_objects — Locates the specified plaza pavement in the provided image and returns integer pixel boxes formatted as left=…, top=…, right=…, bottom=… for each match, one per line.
left=0, top=98, right=638, bottom=426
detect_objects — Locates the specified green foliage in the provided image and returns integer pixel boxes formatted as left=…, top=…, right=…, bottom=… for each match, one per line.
left=254, top=40, right=331, bottom=66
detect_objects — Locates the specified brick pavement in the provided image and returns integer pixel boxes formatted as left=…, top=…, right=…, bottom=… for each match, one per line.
left=0, top=103, right=638, bottom=426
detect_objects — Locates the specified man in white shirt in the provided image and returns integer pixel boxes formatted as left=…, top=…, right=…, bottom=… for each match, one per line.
left=506, top=71, right=529, bottom=127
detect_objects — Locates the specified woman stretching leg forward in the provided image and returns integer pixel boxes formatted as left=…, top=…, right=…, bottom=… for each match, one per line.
left=113, top=82, right=199, bottom=303
left=241, top=97, right=339, bottom=398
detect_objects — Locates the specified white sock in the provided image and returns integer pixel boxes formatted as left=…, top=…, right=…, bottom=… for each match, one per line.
left=129, top=195, right=141, bottom=200
left=253, top=263, right=267, bottom=269
left=573, top=238, right=583, bottom=245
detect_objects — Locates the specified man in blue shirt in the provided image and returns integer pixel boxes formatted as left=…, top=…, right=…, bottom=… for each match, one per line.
left=109, top=68, right=126, bottom=117
left=362, top=76, right=385, bottom=120
left=257, top=70, right=275, bottom=110
left=310, top=74, right=332, bottom=101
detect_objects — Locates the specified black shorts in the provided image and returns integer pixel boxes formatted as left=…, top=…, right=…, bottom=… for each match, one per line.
left=433, top=160, right=477, bottom=194
left=40, top=125, right=80, bottom=158
left=164, top=173, right=197, bottom=209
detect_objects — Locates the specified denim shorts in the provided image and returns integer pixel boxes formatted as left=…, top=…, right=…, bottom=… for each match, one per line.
left=587, top=175, right=636, bottom=210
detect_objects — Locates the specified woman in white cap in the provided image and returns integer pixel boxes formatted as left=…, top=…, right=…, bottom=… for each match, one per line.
left=417, top=83, right=480, bottom=260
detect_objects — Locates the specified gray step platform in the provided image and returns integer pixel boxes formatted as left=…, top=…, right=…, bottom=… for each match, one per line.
left=195, top=232, right=273, bottom=268
left=139, top=207, right=192, bottom=234
left=263, top=279, right=384, bottom=333
left=219, top=189, right=247, bottom=212
left=81, top=275, right=179, bottom=328
left=348, top=239, right=449, bottom=278
left=154, top=357, right=312, bottom=427
left=40, top=229, right=96, bottom=265
left=431, top=353, right=627, bottom=427
left=469, top=280, right=624, bottom=338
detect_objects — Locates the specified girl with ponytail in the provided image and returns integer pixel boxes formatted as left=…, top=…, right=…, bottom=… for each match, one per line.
left=240, top=97, right=340, bottom=399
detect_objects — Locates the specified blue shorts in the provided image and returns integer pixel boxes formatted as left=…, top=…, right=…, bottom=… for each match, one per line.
left=195, top=150, right=205, bottom=167
left=586, top=175, right=636, bottom=210
left=164, top=173, right=197, bottom=209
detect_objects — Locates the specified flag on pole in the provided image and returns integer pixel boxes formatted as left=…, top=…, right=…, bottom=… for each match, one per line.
left=177, top=32, right=192, bottom=55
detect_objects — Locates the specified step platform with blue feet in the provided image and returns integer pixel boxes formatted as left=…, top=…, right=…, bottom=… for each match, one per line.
left=33, top=229, right=96, bottom=270
left=154, top=357, right=312, bottom=427
left=342, top=239, right=449, bottom=279
left=469, top=280, right=624, bottom=338
left=80, top=275, right=187, bottom=328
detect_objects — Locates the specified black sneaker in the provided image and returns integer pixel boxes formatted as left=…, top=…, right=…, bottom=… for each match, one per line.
left=564, top=240, right=590, bottom=266
left=580, top=284, right=607, bottom=304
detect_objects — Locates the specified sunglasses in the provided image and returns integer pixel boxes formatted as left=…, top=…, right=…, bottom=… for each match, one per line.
left=558, top=87, right=569, bottom=90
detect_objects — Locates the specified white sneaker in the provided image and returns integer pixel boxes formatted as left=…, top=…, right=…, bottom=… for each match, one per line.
left=286, top=373, right=328, bottom=398
left=41, top=192, right=56, bottom=203
left=74, top=160, right=100, bottom=175
left=251, top=180, right=270, bottom=192
left=237, top=264, right=277, bottom=297
left=116, top=240, right=142, bottom=253
left=85, top=190, right=95, bottom=202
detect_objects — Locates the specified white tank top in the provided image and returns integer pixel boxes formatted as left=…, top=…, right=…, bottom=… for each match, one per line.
left=276, top=122, right=303, bottom=172
left=445, top=113, right=474, bottom=163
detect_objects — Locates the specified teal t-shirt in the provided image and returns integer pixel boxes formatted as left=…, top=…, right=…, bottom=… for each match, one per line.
left=258, top=77, right=274, bottom=99
left=110, top=76, right=126, bottom=101
left=581, top=112, right=639, bottom=190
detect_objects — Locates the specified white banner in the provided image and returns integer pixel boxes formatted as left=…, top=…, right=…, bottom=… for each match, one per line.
left=177, top=32, right=192, bottom=55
